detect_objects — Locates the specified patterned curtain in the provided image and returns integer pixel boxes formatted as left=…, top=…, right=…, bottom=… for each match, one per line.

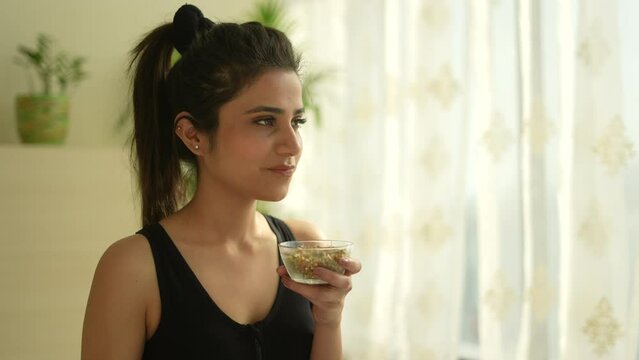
left=275, top=0, right=639, bottom=359
left=474, top=0, right=639, bottom=358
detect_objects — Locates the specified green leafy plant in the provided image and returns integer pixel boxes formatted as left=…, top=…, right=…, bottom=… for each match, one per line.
left=248, top=0, right=295, bottom=33
left=15, top=34, right=87, bottom=95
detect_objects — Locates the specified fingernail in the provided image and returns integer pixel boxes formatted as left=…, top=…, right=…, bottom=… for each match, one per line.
left=339, top=258, right=351, bottom=265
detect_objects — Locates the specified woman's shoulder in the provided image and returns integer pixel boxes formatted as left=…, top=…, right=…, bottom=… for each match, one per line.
left=82, top=234, right=156, bottom=358
left=282, top=218, right=326, bottom=241
left=101, top=234, right=152, bottom=267
left=91, top=234, right=156, bottom=295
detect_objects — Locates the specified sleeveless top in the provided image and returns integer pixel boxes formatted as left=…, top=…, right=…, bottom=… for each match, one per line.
left=137, top=215, right=314, bottom=360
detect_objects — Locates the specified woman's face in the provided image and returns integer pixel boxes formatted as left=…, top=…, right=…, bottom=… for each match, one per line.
left=200, top=69, right=305, bottom=202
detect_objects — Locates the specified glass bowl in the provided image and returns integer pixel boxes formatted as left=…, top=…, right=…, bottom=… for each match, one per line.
left=279, top=240, right=353, bottom=285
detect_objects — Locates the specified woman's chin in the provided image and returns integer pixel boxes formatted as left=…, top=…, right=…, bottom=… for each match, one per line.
left=258, top=188, right=289, bottom=202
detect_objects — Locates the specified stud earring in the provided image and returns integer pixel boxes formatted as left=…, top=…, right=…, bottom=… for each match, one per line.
left=195, top=144, right=200, bottom=150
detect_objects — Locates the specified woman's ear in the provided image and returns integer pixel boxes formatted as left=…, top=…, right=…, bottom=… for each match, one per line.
left=174, top=112, right=206, bottom=154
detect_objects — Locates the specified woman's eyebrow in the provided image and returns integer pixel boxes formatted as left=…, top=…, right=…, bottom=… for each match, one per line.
left=244, top=105, right=305, bottom=115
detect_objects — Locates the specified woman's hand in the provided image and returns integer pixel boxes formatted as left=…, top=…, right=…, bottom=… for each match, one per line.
left=277, top=258, right=362, bottom=326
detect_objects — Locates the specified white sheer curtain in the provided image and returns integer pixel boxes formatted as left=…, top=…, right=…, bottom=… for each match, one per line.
left=272, top=0, right=639, bottom=359
left=474, top=0, right=639, bottom=359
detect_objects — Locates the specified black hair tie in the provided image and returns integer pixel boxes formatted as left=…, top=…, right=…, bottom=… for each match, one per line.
left=172, top=4, right=214, bottom=55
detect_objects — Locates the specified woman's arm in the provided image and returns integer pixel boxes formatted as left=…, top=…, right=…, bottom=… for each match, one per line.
left=283, top=219, right=362, bottom=360
left=81, top=235, right=154, bottom=360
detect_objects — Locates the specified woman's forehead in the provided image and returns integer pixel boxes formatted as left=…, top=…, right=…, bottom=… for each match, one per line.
left=231, top=70, right=303, bottom=109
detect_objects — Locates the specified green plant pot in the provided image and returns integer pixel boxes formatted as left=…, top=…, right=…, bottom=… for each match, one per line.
left=15, top=95, right=70, bottom=144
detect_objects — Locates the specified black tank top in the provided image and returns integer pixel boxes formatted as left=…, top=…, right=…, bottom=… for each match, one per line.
left=137, top=215, right=314, bottom=360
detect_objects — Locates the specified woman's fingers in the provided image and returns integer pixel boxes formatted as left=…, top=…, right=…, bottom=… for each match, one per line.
left=312, top=267, right=352, bottom=291
left=277, top=265, right=288, bottom=276
left=277, top=258, right=360, bottom=290
left=277, top=266, right=347, bottom=298
left=339, top=257, right=362, bottom=276
left=280, top=275, right=340, bottom=302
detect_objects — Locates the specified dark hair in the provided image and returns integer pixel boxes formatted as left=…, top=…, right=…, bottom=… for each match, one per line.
left=129, top=5, right=301, bottom=226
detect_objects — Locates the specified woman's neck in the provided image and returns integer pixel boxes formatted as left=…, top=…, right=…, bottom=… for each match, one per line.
left=167, top=183, right=266, bottom=247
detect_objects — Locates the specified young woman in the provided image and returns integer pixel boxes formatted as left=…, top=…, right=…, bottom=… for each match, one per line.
left=81, top=5, right=361, bottom=360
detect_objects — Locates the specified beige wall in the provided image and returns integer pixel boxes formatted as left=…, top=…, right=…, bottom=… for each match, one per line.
left=0, top=0, right=254, bottom=146
left=0, top=145, right=138, bottom=359
left=0, top=1, right=254, bottom=359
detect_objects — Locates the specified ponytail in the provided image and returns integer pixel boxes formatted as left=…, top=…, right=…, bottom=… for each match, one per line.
left=129, top=24, right=182, bottom=226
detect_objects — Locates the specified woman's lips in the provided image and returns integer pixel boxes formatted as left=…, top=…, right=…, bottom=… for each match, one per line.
left=266, top=166, right=296, bottom=176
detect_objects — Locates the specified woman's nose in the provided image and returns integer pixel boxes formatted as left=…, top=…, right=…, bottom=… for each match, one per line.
left=275, top=124, right=302, bottom=156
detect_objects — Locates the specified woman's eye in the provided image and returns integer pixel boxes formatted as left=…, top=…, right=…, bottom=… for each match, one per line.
left=254, top=118, right=275, bottom=126
left=292, top=118, right=307, bottom=129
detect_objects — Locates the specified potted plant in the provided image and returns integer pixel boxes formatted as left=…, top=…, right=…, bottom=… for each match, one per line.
left=14, top=34, right=87, bottom=144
